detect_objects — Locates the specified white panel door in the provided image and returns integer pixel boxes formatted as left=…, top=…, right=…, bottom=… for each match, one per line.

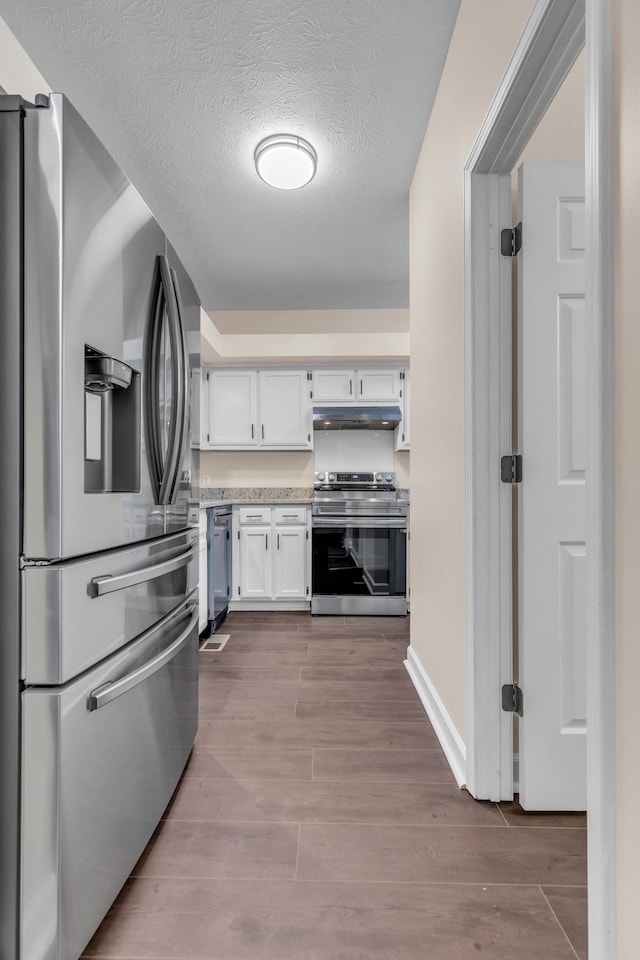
left=238, top=528, right=272, bottom=599
left=209, top=369, right=258, bottom=447
left=274, top=527, right=307, bottom=599
left=517, top=161, right=586, bottom=810
left=259, top=370, right=312, bottom=447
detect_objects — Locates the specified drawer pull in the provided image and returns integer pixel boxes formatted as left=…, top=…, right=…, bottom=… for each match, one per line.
left=89, top=547, right=193, bottom=597
left=88, top=601, right=198, bottom=711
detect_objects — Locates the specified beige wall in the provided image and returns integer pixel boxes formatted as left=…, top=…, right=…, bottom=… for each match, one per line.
left=613, top=1, right=640, bottom=954
left=210, top=308, right=409, bottom=335
left=409, top=0, right=538, bottom=739
left=201, top=448, right=410, bottom=490
left=409, top=0, right=584, bottom=742
left=201, top=309, right=410, bottom=364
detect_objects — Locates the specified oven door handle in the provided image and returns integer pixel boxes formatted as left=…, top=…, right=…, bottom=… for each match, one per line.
left=312, top=518, right=407, bottom=529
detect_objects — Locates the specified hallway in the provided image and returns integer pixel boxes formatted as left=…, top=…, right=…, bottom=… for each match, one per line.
left=83, top=613, right=587, bottom=959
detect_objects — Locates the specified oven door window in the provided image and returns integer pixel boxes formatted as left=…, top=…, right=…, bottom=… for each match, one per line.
left=312, top=524, right=406, bottom=597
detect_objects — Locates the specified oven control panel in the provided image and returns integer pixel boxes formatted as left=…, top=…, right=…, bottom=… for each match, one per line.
left=314, top=470, right=395, bottom=488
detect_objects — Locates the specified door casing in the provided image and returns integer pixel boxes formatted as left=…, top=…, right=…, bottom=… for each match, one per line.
left=462, top=0, right=615, bottom=957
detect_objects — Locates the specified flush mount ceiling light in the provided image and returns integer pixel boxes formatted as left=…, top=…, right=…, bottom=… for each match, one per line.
left=254, top=134, right=317, bottom=190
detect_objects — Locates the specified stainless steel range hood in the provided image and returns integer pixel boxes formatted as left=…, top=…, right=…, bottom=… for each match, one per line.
left=312, top=405, right=402, bottom=430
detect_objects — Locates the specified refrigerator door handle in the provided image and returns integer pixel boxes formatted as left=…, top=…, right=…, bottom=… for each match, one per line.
left=144, top=260, right=167, bottom=503
left=89, top=546, right=194, bottom=597
left=157, top=259, right=186, bottom=505
left=87, top=601, right=198, bottom=711
left=165, top=266, right=189, bottom=503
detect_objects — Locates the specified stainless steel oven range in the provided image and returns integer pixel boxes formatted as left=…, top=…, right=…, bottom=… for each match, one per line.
left=311, top=470, right=407, bottom=616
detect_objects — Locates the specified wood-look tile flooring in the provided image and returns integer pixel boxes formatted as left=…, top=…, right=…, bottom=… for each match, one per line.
left=84, top=612, right=588, bottom=960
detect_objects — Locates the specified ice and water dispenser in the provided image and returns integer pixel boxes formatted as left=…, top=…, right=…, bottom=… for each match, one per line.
left=84, top=346, right=141, bottom=493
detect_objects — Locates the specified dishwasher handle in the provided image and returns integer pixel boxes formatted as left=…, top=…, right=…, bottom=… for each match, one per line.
left=88, top=601, right=198, bottom=711
left=89, top=546, right=194, bottom=597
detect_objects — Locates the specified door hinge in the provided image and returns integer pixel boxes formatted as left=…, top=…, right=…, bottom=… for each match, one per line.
left=307, top=371, right=313, bottom=381
left=237, top=585, right=240, bottom=595
left=501, top=683, right=523, bottom=717
left=501, top=454, right=522, bottom=483
left=206, top=371, right=210, bottom=381
left=237, top=530, right=240, bottom=540
left=400, top=370, right=405, bottom=380
left=500, top=221, right=522, bottom=258
left=306, top=529, right=309, bottom=540
left=306, top=585, right=309, bottom=595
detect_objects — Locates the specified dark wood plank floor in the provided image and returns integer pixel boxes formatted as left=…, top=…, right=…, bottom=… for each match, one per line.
left=83, top=612, right=588, bottom=960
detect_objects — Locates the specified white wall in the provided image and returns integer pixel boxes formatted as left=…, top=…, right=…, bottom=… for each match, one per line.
left=0, top=14, right=48, bottom=97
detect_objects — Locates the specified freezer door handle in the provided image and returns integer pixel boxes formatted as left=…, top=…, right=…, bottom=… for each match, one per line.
left=88, top=602, right=198, bottom=711
left=89, top=546, right=194, bottom=597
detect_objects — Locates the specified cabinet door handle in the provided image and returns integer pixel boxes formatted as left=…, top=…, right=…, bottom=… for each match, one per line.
left=251, top=423, right=255, bottom=439
left=349, top=379, right=352, bottom=396
left=360, top=379, right=363, bottom=395
left=261, top=424, right=264, bottom=439
left=277, top=534, right=280, bottom=550
left=265, top=534, right=268, bottom=550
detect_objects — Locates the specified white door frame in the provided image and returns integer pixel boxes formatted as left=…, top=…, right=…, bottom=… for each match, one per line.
left=463, top=0, right=615, bottom=957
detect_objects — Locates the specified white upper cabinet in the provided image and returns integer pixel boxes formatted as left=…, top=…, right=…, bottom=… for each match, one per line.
left=207, top=369, right=258, bottom=447
left=259, top=370, right=312, bottom=447
left=312, top=367, right=401, bottom=404
left=312, top=369, right=355, bottom=402
left=190, top=368, right=202, bottom=448
left=204, top=367, right=311, bottom=450
left=357, top=367, right=401, bottom=402
left=395, top=368, right=410, bottom=450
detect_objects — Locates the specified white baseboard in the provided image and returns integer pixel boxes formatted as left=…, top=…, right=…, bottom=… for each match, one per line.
left=404, top=645, right=467, bottom=788
left=229, top=600, right=311, bottom=612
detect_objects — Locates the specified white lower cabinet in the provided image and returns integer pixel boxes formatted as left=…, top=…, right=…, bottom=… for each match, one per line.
left=233, top=505, right=310, bottom=609
left=238, top=526, right=273, bottom=599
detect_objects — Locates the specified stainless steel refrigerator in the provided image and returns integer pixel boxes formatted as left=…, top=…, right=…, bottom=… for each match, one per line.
left=0, top=93, right=201, bottom=960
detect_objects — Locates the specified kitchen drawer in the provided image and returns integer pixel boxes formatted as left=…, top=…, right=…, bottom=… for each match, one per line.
left=274, top=506, right=307, bottom=525
left=23, top=530, right=198, bottom=685
left=238, top=506, right=272, bottom=525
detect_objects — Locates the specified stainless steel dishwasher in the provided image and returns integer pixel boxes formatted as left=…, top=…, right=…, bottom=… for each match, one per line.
left=207, top=504, right=232, bottom=631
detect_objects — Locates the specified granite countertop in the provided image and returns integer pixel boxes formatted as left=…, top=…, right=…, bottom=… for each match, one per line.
left=200, top=487, right=313, bottom=508
left=200, top=486, right=409, bottom=507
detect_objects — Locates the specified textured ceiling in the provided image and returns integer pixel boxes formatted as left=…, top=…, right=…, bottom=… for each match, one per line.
left=0, top=0, right=461, bottom=311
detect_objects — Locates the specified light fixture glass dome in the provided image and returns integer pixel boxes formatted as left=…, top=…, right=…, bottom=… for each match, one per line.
left=254, top=134, right=317, bottom=190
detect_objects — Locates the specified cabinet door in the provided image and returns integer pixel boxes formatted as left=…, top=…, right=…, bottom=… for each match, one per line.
left=395, top=368, right=410, bottom=450
left=259, top=370, right=311, bottom=448
left=312, top=369, right=355, bottom=402
left=209, top=369, right=258, bottom=447
left=238, top=528, right=273, bottom=598
left=274, top=527, right=307, bottom=599
left=357, top=367, right=401, bottom=402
